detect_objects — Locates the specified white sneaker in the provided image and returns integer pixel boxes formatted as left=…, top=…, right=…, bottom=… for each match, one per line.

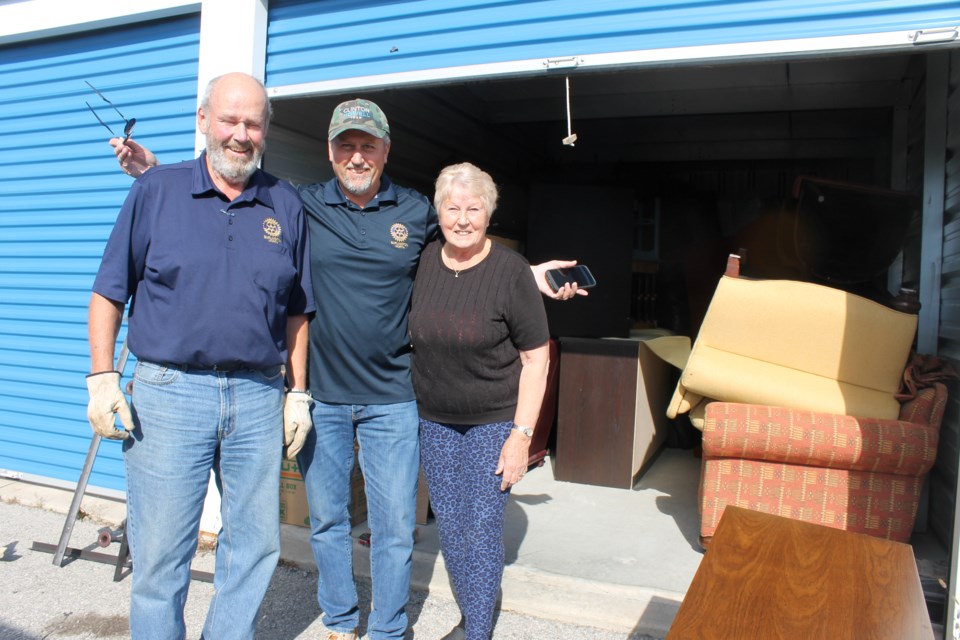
left=324, top=630, right=357, bottom=640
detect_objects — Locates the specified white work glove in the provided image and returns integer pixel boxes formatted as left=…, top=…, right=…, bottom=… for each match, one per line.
left=283, top=390, right=314, bottom=460
left=85, top=371, right=134, bottom=440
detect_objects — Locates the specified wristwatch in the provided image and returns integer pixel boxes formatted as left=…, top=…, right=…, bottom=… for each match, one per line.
left=512, top=424, right=534, bottom=437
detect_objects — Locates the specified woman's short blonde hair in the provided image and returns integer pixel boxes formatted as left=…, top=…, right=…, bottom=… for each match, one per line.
left=433, top=162, right=499, bottom=216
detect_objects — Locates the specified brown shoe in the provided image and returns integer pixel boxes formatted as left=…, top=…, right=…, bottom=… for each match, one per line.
left=324, top=630, right=357, bottom=640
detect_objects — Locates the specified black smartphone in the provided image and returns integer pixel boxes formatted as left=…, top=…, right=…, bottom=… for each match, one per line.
left=545, top=265, right=597, bottom=293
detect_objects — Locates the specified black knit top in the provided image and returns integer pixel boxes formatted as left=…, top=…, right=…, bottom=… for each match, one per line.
left=409, top=239, right=549, bottom=424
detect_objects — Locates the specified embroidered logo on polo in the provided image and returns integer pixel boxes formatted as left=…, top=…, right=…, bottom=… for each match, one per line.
left=262, top=218, right=282, bottom=244
left=390, top=223, right=409, bottom=249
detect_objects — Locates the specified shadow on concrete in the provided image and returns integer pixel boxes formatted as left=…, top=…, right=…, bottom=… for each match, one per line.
left=3, top=540, right=22, bottom=562
left=636, top=447, right=703, bottom=552
left=631, top=594, right=682, bottom=639
left=0, top=621, right=41, bottom=640
left=503, top=492, right=545, bottom=565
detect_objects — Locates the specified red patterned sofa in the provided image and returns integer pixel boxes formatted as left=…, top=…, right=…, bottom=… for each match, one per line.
left=699, top=382, right=947, bottom=546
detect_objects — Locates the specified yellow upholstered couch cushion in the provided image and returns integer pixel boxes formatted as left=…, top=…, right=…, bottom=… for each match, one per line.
left=667, top=276, right=917, bottom=423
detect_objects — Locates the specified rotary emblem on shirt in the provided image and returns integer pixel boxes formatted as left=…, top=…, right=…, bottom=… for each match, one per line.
left=390, top=223, right=409, bottom=249
left=262, top=218, right=282, bottom=244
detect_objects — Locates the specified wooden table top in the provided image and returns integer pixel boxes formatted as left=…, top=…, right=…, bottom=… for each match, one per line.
left=667, top=506, right=934, bottom=640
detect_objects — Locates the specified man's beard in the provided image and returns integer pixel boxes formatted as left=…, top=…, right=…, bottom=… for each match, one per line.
left=339, top=167, right=375, bottom=196
left=207, top=139, right=264, bottom=183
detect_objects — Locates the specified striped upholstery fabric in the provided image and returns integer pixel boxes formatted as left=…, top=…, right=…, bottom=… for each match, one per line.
left=699, top=383, right=946, bottom=543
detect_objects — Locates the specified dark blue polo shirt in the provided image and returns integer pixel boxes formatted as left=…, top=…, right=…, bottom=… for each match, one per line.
left=93, top=152, right=315, bottom=369
left=297, top=176, right=438, bottom=404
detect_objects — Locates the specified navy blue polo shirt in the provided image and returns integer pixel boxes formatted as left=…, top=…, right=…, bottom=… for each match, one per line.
left=298, top=176, right=438, bottom=404
left=93, top=152, right=315, bottom=369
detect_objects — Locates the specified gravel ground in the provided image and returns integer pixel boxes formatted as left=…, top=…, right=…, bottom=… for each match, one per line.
left=1, top=500, right=661, bottom=639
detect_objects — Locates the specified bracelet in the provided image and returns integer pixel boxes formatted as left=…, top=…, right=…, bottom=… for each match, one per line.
left=86, top=370, right=120, bottom=378
left=288, top=388, right=310, bottom=395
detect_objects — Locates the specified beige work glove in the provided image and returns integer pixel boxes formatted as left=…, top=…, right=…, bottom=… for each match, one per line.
left=86, top=371, right=134, bottom=440
left=283, top=390, right=314, bottom=459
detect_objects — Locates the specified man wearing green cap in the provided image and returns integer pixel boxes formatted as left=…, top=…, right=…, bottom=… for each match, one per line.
left=293, top=99, right=434, bottom=640
left=111, top=96, right=583, bottom=640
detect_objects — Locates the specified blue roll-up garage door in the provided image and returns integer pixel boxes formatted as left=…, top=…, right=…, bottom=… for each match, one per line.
left=265, top=0, right=960, bottom=89
left=0, top=15, right=200, bottom=492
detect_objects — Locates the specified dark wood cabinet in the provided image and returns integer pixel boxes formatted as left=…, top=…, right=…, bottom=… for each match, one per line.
left=554, top=337, right=673, bottom=489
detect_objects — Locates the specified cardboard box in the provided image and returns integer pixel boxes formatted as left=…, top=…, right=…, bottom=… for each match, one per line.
left=279, top=458, right=311, bottom=528
left=279, top=456, right=367, bottom=528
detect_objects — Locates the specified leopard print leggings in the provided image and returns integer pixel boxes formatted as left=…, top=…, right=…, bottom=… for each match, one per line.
left=419, top=419, right=512, bottom=640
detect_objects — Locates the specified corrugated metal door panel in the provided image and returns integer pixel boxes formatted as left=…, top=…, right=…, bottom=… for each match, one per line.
left=932, top=51, right=960, bottom=550
left=2, top=290, right=92, bottom=307
left=0, top=217, right=116, bottom=238
left=0, top=305, right=84, bottom=324
left=0, top=15, right=200, bottom=492
left=5, top=440, right=127, bottom=489
left=265, top=0, right=960, bottom=88
left=0, top=258, right=100, bottom=274
left=0, top=318, right=85, bottom=339
left=0, top=192, right=138, bottom=213
left=0, top=341, right=90, bottom=366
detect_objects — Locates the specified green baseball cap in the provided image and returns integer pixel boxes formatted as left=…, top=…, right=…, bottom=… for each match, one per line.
left=328, top=98, right=390, bottom=140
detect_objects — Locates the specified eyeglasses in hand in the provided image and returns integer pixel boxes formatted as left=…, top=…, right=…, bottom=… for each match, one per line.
left=84, top=81, right=136, bottom=141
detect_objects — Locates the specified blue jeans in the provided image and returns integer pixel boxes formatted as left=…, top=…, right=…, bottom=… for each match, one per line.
left=298, top=400, right=419, bottom=639
left=125, top=361, right=284, bottom=640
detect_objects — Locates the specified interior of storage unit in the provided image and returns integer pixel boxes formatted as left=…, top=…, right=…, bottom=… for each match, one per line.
left=264, top=49, right=946, bottom=543
left=266, top=50, right=927, bottom=342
